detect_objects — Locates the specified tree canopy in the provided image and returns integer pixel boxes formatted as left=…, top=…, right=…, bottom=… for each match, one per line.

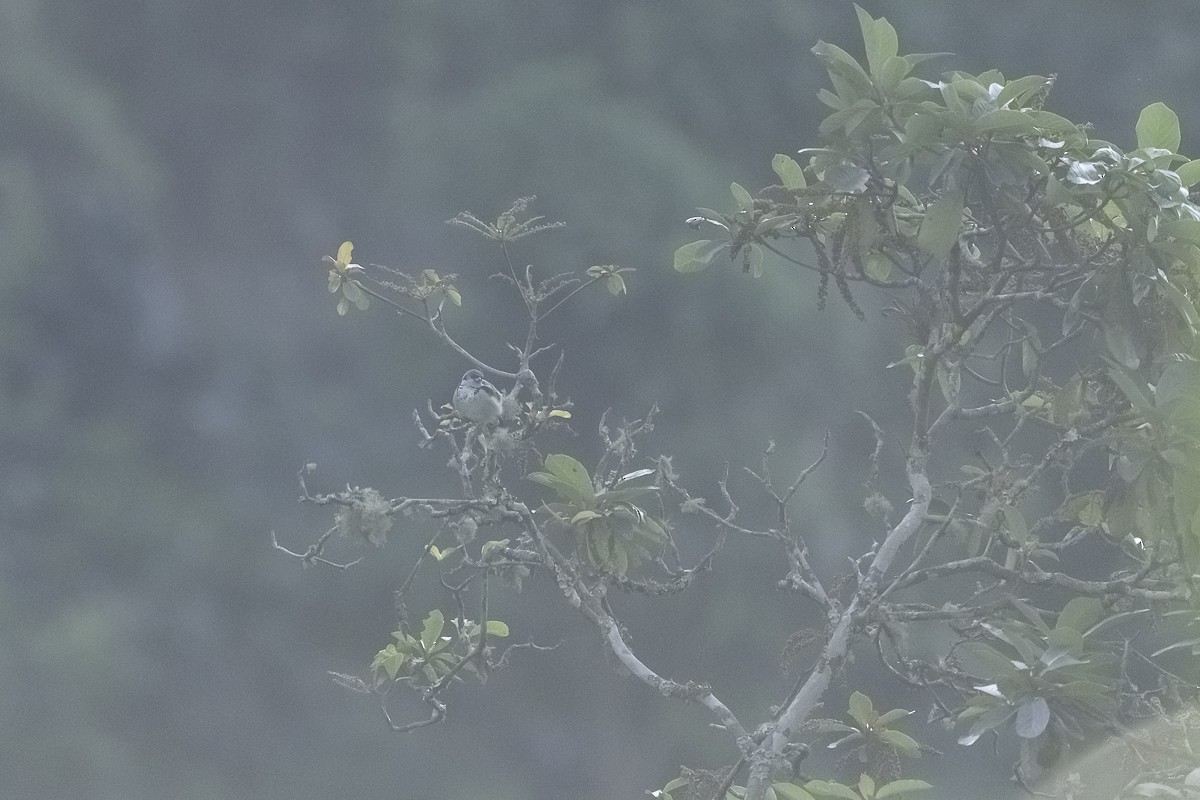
left=295, top=8, right=1200, bottom=800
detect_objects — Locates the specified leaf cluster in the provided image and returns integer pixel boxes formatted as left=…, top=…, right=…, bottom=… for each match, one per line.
left=954, top=598, right=1116, bottom=753
left=370, top=609, right=509, bottom=686
left=529, top=454, right=668, bottom=576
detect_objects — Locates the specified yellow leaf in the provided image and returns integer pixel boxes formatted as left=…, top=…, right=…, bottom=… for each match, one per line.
left=337, top=241, right=353, bottom=266
left=548, top=409, right=572, bottom=419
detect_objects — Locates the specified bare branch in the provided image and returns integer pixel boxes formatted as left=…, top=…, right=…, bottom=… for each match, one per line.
left=270, top=528, right=362, bottom=570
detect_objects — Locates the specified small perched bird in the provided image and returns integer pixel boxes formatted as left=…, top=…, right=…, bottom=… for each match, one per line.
left=452, top=369, right=504, bottom=425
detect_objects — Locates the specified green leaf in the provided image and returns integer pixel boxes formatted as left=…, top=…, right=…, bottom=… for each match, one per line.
left=772, top=154, right=808, bottom=189
left=804, top=780, right=862, bottom=800
left=571, top=509, right=604, bottom=527
left=1156, top=359, right=1200, bottom=410
left=342, top=279, right=369, bottom=310
left=1105, top=363, right=1154, bottom=412
left=674, top=239, right=728, bottom=273
left=1014, top=697, right=1050, bottom=738
left=874, top=708, right=913, bottom=727
left=528, top=471, right=588, bottom=505
left=1043, top=627, right=1085, bottom=659
left=875, top=780, right=933, bottom=799
left=917, top=190, right=964, bottom=257
left=608, top=537, right=630, bottom=575
left=731, top=182, right=754, bottom=213
left=1049, top=373, right=1083, bottom=426
left=805, top=719, right=858, bottom=736
left=956, top=641, right=1021, bottom=678
left=1056, top=681, right=1118, bottom=714
left=773, top=784, right=817, bottom=800
left=995, top=74, right=1050, bottom=109
left=817, top=88, right=847, bottom=110
left=859, top=774, right=876, bottom=800
left=372, top=645, right=408, bottom=680
left=1151, top=239, right=1200, bottom=273
left=606, top=274, right=627, bottom=295
left=596, top=487, right=659, bottom=506
left=817, top=98, right=881, bottom=138
left=974, top=109, right=1038, bottom=135
left=1136, top=102, right=1181, bottom=152
left=1176, top=159, right=1200, bottom=187
left=484, top=620, right=510, bottom=637
left=1105, top=329, right=1142, bottom=371
left=1027, top=110, right=1082, bottom=137
left=1160, top=218, right=1200, bottom=245
left=429, top=653, right=456, bottom=676
left=878, top=729, right=921, bottom=757
left=812, top=40, right=874, bottom=102
left=1063, top=277, right=1092, bottom=337
left=1063, top=492, right=1105, bottom=528
left=662, top=777, right=689, bottom=793
left=420, top=609, right=445, bottom=652
left=902, top=113, right=944, bottom=148
left=543, top=454, right=596, bottom=505
left=958, top=704, right=1016, bottom=746
left=854, top=5, right=898, bottom=79
left=847, top=691, right=875, bottom=726
left=936, top=80, right=967, bottom=118
left=877, top=56, right=910, bottom=93
left=1151, top=636, right=1200, bottom=657
left=863, top=252, right=892, bottom=281
left=986, top=622, right=1041, bottom=666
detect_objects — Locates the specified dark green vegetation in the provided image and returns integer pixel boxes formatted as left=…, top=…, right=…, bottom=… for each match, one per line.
left=7, top=2, right=1200, bottom=799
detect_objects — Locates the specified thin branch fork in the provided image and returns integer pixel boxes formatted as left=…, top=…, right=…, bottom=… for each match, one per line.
left=744, top=446, right=934, bottom=800
left=574, top=588, right=755, bottom=759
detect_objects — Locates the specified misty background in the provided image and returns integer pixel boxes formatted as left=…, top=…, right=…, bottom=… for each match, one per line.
left=4, top=2, right=1199, bottom=798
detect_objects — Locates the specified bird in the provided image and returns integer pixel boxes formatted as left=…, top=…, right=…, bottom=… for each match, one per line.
left=452, top=369, right=504, bottom=425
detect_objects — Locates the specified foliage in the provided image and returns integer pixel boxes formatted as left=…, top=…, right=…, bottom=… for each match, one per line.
left=805, top=691, right=923, bottom=781
left=282, top=7, right=1200, bottom=800
left=528, top=454, right=668, bottom=577
left=369, top=609, right=509, bottom=685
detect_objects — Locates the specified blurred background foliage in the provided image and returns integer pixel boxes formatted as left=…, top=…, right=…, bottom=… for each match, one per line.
left=3, top=1, right=1199, bottom=798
